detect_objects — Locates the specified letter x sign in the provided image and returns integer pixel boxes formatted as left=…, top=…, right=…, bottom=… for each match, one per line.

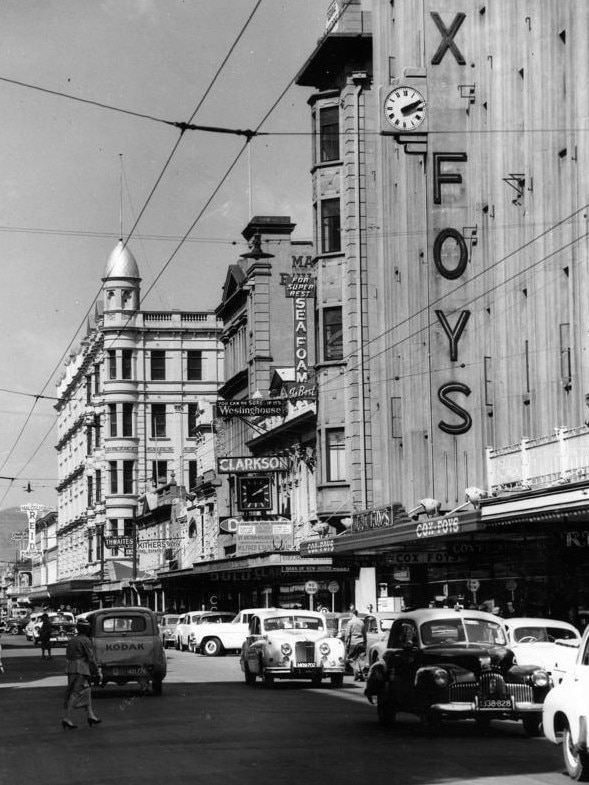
left=430, top=12, right=466, bottom=66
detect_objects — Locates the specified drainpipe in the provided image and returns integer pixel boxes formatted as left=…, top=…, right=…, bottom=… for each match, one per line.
left=353, top=73, right=368, bottom=509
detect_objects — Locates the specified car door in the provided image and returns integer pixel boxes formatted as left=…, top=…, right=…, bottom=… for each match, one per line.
left=245, top=616, right=264, bottom=674
left=223, top=612, right=252, bottom=650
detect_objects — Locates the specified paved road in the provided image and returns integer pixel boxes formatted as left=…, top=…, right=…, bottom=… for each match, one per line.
left=0, top=636, right=569, bottom=785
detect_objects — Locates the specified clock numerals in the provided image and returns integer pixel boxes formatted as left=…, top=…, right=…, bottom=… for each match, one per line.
left=384, top=86, right=426, bottom=131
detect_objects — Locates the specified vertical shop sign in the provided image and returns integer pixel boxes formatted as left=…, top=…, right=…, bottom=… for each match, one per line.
left=281, top=272, right=315, bottom=383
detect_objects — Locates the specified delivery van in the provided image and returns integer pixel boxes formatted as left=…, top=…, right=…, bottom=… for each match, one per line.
left=82, top=606, right=166, bottom=695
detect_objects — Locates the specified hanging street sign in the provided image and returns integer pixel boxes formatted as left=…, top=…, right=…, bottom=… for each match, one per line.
left=215, top=400, right=287, bottom=419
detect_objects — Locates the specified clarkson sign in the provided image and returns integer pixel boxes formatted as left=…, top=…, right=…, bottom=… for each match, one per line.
left=217, top=456, right=289, bottom=474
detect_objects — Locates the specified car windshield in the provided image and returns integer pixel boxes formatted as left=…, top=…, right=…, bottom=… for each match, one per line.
left=513, top=625, right=578, bottom=643
left=379, top=618, right=395, bottom=632
left=165, top=616, right=179, bottom=626
left=263, top=616, right=324, bottom=632
left=420, top=617, right=507, bottom=646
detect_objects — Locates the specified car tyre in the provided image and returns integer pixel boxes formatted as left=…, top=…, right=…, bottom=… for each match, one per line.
left=175, top=638, right=180, bottom=651
left=377, top=695, right=396, bottom=728
left=262, top=670, right=274, bottom=688
left=311, top=675, right=322, bottom=688
left=522, top=715, right=542, bottom=737
left=202, top=637, right=223, bottom=657
left=330, top=674, right=344, bottom=689
left=421, top=710, right=442, bottom=737
left=151, top=678, right=163, bottom=697
left=563, top=725, right=589, bottom=781
left=9, top=626, right=19, bottom=635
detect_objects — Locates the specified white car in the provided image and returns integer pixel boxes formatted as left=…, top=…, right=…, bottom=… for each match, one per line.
left=192, top=608, right=274, bottom=657
left=174, top=611, right=215, bottom=651
left=240, top=609, right=346, bottom=687
left=543, top=624, right=589, bottom=780
left=25, top=613, right=43, bottom=643
left=504, top=617, right=580, bottom=681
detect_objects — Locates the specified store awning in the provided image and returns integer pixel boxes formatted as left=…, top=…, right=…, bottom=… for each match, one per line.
left=481, top=480, right=589, bottom=526
left=28, top=587, right=50, bottom=602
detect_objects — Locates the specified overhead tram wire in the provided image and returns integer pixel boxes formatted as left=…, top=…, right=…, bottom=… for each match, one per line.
left=0, top=2, right=265, bottom=503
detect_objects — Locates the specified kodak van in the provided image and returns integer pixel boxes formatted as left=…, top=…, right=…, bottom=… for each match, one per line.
left=83, top=606, right=166, bottom=695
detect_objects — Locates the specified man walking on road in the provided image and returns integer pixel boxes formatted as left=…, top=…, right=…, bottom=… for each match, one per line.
left=344, top=610, right=367, bottom=682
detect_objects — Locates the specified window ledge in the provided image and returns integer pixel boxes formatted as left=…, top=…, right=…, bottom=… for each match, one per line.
left=311, top=159, right=343, bottom=174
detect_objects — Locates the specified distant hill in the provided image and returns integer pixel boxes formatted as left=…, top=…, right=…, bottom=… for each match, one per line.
left=0, top=507, right=31, bottom=563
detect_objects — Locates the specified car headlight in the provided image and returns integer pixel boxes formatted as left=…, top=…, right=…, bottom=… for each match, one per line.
left=433, top=668, right=450, bottom=688
left=281, top=643, right=292, bottom=656
left=319, top=642, right=331, bottom=656
left=532, top=669, right=550, bottom=687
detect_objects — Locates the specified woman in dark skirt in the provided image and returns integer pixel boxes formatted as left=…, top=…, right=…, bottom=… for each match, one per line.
left=62, top=618, right=102, bottom=730
left=38, top=613, right=53, bottom=660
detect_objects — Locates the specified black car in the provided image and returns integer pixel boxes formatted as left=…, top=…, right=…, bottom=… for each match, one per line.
left=365, top=608, right=551, bottom=736
left=5, top=616, right=29, bottom=635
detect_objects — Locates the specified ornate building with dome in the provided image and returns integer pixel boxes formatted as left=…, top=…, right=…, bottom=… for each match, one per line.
left=52, top=241, right=222, bottom=609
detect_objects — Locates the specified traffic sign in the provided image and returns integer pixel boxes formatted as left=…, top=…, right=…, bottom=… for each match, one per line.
left=305, top=580, right=319, bottom=595
left=327, top=580, right=340, bottom=594
left=466, top=579, right=480, bottom=592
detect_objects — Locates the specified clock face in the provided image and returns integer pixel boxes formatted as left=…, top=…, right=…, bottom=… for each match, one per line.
left=237, top=476, right=272, bottom=511
left=384, top=86, right=426, bottom=131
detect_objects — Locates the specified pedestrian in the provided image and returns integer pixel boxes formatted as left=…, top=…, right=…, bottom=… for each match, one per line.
left=62, top=618, right=102, bottom=730
left=0, top=639, right=4, bottom=674
left=344, top=609, right=367, bottom=682
left=38, top=613, right=53, bottom=660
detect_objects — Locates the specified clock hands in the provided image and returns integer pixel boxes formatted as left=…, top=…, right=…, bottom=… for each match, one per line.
left=250, top=485, right=268, bottom=498
left=401, top=99, right=425, bottom=116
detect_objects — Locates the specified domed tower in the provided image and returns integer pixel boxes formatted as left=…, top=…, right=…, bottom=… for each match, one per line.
left=102, top=240, right=141, bottom=317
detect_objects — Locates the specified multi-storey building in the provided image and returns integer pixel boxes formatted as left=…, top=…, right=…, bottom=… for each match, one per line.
left=53, top=241, right=222, bottom=609
left=297, top=0, right=589, bottom=617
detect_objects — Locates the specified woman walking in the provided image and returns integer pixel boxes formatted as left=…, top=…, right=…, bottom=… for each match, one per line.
left=62, top=618, right=102, bottom=730
left=38, top=613, right=53, bottom=660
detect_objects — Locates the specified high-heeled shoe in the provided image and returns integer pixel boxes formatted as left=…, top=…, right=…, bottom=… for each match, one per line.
left=87, top=717, right=102, bottom=727
left=62, top=720, right=77, bottom=730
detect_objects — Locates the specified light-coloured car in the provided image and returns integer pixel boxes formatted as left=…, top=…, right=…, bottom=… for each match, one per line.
left=159, top=614, right=180, bottom=649
left=25, top=612, right=43, bottom=642
left=503, top=617, right=580, bottom=682
left=363, top=612, right=400, bottom=666
left=187, top=612, right=236, bottom=652
left=543, top=624, right=589, bottom=780
left=240, top=609, right=346, bottom=688
left=175, top=611, right=214, bottom=651
left=193, top=608, right=275, bottom=657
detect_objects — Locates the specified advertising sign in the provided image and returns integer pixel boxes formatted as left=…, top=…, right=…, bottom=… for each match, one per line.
left=215, top=400, right=287, bottom=419
left=282, top=273, right=315, bottom=298
left=236, top=520, right=294, bottom=555
left=104, top=536, right=134, bottom=549
left=217, top=456, right=288, bottom=474
left=299, top=538, right=335, bottom=557
left=136, top=538, right=183, bottom=552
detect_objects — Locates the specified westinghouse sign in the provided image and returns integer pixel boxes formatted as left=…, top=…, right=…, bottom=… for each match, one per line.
left=216, top=400, right=287, bottom=418
left=217, top=456, right=289, bottom=474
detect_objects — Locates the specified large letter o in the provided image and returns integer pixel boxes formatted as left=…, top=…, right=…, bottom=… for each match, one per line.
left=433, top=228, right=468, bottom=280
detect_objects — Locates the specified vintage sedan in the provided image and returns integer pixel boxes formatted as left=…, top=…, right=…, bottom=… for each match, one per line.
left=158, top=613, right=180, bottom=649
left=365, top=608, right=551, bottom=735
left=503, top=617, right=580, bottom=682
left=543, top=625, right=589, bottom=781
left=32, top=612, right=76, bottom=646
left=240, top=609, right=346, bottom=688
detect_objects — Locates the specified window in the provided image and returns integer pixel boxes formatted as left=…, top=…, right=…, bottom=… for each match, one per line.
left=86, top=427, right=93, bottom=456
left=326, top=428, right=346, bottom=482
left=94, top=364, right=100, bottom=394
left=187, top=460, right=197, bottom=492
left=95, top=418, right=101, bottom=448
left=122, top=461, right=134, bottom=494
left=122, top=403, right=133, bottom=437
left=108, top=350, right=117, bottom=380
left=151, top=404, right=166, bottom=438
left=108, top=518, right=119, bottom=555
left=560, top=323, right=571, bottom=383
left=187, top=403, right=198, bottom=437
left=121, top=349, right=132, bottom=380
left=95, top=470, right=102, bottom=504
left=321, top=198, right=341, bottom=253
left=109, top=403, right=117, bottom=437
left=187, top=350, right=202, bottom=380
left=87, top=476, right=93, bottom=508
left=323, top=307, right=343, bottom=361
left=391, top=396, right=403, bottom=439
left=86, top=376, right=92, bottom=404
left=319, top=105, right=339, bottom=162
left=152, top=460, right=167, bottom=486
left=109, top=461, right=118, bottom=494
left=124, top=520, right=134, bottom=538
left=151, top=350, right=166, bottom=380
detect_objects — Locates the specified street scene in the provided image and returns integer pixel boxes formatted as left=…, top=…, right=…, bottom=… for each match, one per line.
left=1, top=0, right=589, bottom=783
left=0, top=635, right=568, bottom=785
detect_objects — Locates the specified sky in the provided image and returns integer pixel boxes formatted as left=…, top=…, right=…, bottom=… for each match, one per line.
left=0, top=0, right=330, bottom=512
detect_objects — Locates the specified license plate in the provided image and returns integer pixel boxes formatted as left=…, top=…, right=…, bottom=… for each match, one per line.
left=112, top=666, right=146, bottom=676
left=296, top=662, right=318, bottom=669
left=478, top=697, right=513, bottom=710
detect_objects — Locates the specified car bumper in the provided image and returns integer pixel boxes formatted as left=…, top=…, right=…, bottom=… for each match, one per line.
left=265, top=665, right=345, bottom=678
left=429, top=700, right=545, bottom=716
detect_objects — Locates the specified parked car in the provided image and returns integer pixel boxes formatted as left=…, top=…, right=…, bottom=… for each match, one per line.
left=33, top=612, right=76, bottom=646
left=25, top=613, right=43, bottom=642
left=240, top=609, right=346, bottom=687
left=365, top=608, right=552, bottom=735
left=80, top=606, right=166, bottom=695
left=543, top=623, right=589, bottom=780
left=364, top=612, right=400, bottom=667
left=159, top=613, right=180, bottom=649
left=174, top=611, right=211, bottom=651
left=5, top=616, right=29, bottom=635
left=503, top=617, right=581, bottom=682
left=187, top=612, right=236, bottom=653
left=193, top=608, right=275, bottom=657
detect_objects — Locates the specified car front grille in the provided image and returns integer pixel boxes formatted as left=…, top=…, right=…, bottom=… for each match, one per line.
left=479, top=672, right=508, bottom=698
left=448, top=677, right=533, bottom=703
left=295, top=641, right=315, bottom=664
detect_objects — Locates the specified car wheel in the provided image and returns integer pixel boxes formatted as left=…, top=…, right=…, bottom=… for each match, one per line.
left=202, top=637, right=223, bottom=657
left=330, top=674, right=344, bottom=689
left=563, top=725, right=589, bottom=781
left=175, top=638, right=180, bottom=651
left=311, top=675, right=322, bottom=688
left=244, top=663, right=256, bottom=686
left=151, top=678, right=163, bottom=697
left=262, top=670, right=274, bottom=688
left=522, top=715, right=542, bottom=737
left=376, top=695, right=396, bottom=727
left=9, top=627, right=19, bottom=635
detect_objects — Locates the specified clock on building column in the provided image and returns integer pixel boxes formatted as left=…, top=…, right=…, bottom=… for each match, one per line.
left=237, top=476, right=272, bottom=511
left=380, top=75, right=428, bottom=155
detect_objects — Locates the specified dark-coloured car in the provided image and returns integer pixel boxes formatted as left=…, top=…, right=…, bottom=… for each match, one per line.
left=365, top=608, right=552, bottom=736
left=5, top=616, right=29, bottom=635
left=32, top=612, right=76, bottom=646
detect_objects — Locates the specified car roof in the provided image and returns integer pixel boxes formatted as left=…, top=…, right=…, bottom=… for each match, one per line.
left=253, top=609, right=327, bottom=620
left=504, top=617, right=579, bottom=630
left=83, top=606, right=157, bottom=619
left=396, top=608, right=504, bottom=624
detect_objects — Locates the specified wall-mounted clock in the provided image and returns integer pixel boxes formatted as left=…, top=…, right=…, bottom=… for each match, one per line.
left=383, top=86, right=427, bottom=131
left=237, top=476, right=272, bottom=511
